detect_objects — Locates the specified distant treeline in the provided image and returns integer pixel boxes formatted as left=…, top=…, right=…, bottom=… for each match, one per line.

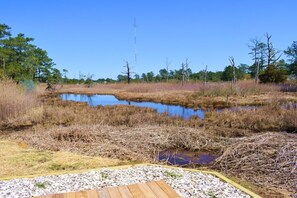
left=1, top=23, right=296, bottom=85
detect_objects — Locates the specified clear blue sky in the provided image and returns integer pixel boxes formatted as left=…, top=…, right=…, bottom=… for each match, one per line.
left=1, top=0, right=296, bottom=79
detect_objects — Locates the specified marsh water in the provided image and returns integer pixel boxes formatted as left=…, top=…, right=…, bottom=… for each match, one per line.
left=60, top=94, right=205, bottom=119
left=158, top=150, right=218, bottom=166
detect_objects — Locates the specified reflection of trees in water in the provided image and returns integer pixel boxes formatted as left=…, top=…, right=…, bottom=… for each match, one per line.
left=78, top=94, right=94, bottom=106
left=87, top=95, right=94, bottom=106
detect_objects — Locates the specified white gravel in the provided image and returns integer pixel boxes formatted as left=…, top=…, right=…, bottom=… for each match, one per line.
left=0, top=165, right=250, bottom=198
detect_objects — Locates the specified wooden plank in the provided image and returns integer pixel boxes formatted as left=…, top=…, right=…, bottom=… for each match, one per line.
left=117, top=186, right=133, bottom=198
left=74, top=190, right=88, bottom=198
left=52, top=194, right=65, bottom=198
left=137, top=183, right=158, bottom=198
left=155, top=180, right=180, bottom=198
left=97, top=188, right=111, bottom=198
left=146, top=181, right=169, bottom=198
left=127, top=184, right=146, bottom=198
left=107, top=187, right=122, bottom=198
left=87, top=190, right=99, bottom=198
left=34, top=195, right=54, bottom=198
left=64, top=191, right=76, bottom=198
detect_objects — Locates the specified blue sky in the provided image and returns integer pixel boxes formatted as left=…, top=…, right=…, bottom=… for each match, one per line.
left=1, top=0, right=296, bottom=79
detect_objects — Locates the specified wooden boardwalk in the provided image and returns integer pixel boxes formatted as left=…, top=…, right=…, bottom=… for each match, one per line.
left=35, top=180, right=181, bottom=198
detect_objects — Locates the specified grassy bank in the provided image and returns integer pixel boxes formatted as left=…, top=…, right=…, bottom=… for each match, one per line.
left=0, top=140, right=125, bottom=178
left=53, top=81, right=297, bottom=109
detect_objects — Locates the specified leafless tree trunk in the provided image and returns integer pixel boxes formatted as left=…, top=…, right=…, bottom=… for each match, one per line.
left=204, top=65, right=208, bottom=87
left=165, top=57, right=171, bottom=82
left=180, top=58, right=190, bottom=86
left=122, top=61, right=132, bottom=84
left=248, top=38, right=260, bottom=83
left=181, top=63, right=185, bottom=86
left=265, top=33, right=282, bottom=66
left=229, top=56, right=236, bottom=84
left=185, top=58, right=190, bottom=82
left=266, top=33, right=273, bottom=66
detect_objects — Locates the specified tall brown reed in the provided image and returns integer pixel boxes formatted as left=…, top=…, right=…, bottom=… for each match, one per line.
left=0, top=80, right=37, bottom=123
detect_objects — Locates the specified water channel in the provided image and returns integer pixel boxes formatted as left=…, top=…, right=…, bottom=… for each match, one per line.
left=60, top=94, right=205, bottom=119
left=158, top=150, right=218, bottom=166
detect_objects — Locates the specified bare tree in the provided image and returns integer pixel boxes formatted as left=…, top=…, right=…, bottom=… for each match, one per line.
left=181, top=63, right=185, bottom=86
left=122, top=61, right=132, bottom=84
left=180, top=58, right=190, bottom=86
left=204, top=65, right=208, bottom=87
left=165, top=57, right=171, bottom=82
left=265, top=33, right=282, bottom=66
left=229, top=56, right=236, bottom=84
left=184, top=58, right=190, bottom=81
left=249, top=38, right=260, bottom=83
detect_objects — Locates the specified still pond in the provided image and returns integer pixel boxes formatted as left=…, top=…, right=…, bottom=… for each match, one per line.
left=60, top=94, right=205, bottom=119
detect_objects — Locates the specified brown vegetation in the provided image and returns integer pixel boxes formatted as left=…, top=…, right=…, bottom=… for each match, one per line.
left=13, top=125, right=228, bottom=161
left=204, top=104, right=297, bottom=136
left=214, top=132, right=297, bottom=196
left=0, top=80, right=37, bottom=125
left=1, top=81, right=297, bottom=197
left=54, top=81, right=297, bottom=109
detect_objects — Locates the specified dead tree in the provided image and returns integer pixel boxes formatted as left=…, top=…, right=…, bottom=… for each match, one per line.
left=180, top=58, right=191, bottom=86
left=184, top=58, right=190, bottom=81
left=122, top=61, right=132, bottom=84
left=229, top=56, right=237, bottom=84
left=202, top=65, right=208, bottom=96
left=265, top=33, right=282, bottom=66
left=181, top=63, right=185, bottom=86
left=165, top=57, right=171, bottom=82
left=249, top=38, right=260, bottom=83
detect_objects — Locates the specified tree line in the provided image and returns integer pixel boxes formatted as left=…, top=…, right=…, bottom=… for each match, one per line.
left=1, top=23, right=296, bottom=85
left=117, top=33, right=297, bottom=84
left=0, top=23, right=62, bottom=83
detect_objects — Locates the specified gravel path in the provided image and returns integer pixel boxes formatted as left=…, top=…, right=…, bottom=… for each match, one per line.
left=0, top=165, right=250, bottom=198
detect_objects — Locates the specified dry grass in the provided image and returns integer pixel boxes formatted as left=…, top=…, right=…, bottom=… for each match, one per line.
left=0, top=80, right=37, bottom=124
left=194, top=81, right=280, bottom=97
left=51, top=81, right=297, bottom=109
left=214, top=132, right=297, bottom=196
left=13, top=124, right=229, bottom=162
left=4, top=95, right=203, bottom=130
left=1, top=81, right=297, bottom=197
left=204, top=105, right=297, bottom=136
left=0, top=140, right=125, bottom=178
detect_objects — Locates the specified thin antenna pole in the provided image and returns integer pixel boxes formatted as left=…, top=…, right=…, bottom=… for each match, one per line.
left=133, top=17, right=137, bottom=68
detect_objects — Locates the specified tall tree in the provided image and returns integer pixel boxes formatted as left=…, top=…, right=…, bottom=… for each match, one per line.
left=122, top=61, right=132, bottom=84
left=284, top=41, right=297, bottom=76
left=229, top=56, right=236, bottom=83
left=0, top=23, right=59, bottom=82
left=265, top=33, right=282, bottom=66
left=248, top=38, right=260, bottom=82
left=159, top=68, right=168, bottom=81
left=165, top=57, right=171, bottom=82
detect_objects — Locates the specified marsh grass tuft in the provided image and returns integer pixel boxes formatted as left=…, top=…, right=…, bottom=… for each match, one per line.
left=35, top=181, right=48, bottom=189
left=164, top=170, right=183, bottom=179
left=0, top=80, right=37, bottom=125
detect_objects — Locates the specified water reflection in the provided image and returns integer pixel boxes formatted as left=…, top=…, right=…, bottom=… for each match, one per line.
left=158, top=150, right=218, bottom=166
left=60, top=94, right=205, bottom=120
